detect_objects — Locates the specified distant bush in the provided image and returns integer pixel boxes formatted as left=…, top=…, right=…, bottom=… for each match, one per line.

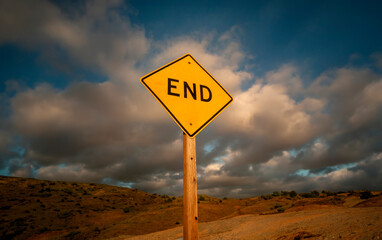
left=347, top=190, right=355, bottom=196
left=280, top=191, right=297, bottom=198
left=360, top=190, right=372, bottom=199
left=322, top=190, right=336, bottom=196
left=272, top=191, right=280, bottom=197
left=300, top=191, right=320, bottom=198
left=58, top=211, right=72, bottom=219
left=65, top=231, right=80, bottom=238
left=332, top=197, right=343, bottom=203
left=12, top=218, right=27, bottom=227
left=260, top=194, right=273, bottom=200
left=270, top=203, right=283, bottom=210
left=289, top=191, right=297, bottom=197
left=277, top=207, right=286, bottom=213
left=122, top=207, right=130, bottom=213
left=62, top=189, right=73, bottom=195
left=281, top=191, right=289, bottom=196
left=311, top=190, right=320, bottom=197
left=198, top=195, right=205, bottom=201
left=38, top=227, right=49, bottom=233
left=299, top=193, right=313, bottom=198
left=274, top=203, right=283, bottom=209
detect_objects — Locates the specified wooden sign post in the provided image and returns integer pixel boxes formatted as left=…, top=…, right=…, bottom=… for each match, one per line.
left=183, top=133, right=198, bottom=239
left=140, top=54, right=233, bottom=240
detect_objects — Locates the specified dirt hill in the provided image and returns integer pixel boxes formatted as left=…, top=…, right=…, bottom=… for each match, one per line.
left=1, top=176, right=381, bottom=239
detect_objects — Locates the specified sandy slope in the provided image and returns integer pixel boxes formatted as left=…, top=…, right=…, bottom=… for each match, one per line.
left=113, top=207, right=382, bottom=240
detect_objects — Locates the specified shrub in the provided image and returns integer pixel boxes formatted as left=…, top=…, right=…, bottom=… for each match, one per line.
left=277, top=207, right=286, bottom=213
left=198, top=195, right=205, bottom=201
left=272, top=191, right=280, bottom=197
left=12, top=218, right=27, bottom=227
left=281, top=190, right=298, bottom=198
left=289, top=191, right=297, bottom=197
left=65, top=231, right=80, bottom=238
left=360, top=190, right=372, bottom=199
left=260, top=195, right=273, bottom=200
left=63, top=189, right=73, bottom=195
left=38, top=227, right=48, bottom=233
left=300, top=191, right=319, bottom=198
left=281, top=191, right=289, bottom=196
left=311, top=190, right=320, bottom=197
left=123, top=207, right=130, bottom=213
left=273, top=203, right=283, bottom=209
left=58, top=211, right=72, bottom=219
left=322, top=190, right=336, bottom=196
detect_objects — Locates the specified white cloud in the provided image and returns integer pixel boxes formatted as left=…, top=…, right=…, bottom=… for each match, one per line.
left=202, top=163, right=223, bottom=174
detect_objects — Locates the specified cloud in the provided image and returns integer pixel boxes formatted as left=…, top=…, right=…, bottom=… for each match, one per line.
left=0, top=0, right=149, bottom=83
left=211, top=65, right=324, bottom=172
left=1, top=1, right=253, bottom=196
left=370, top=52, right=382, bottom=69
left=1, top=1, right=382, bottom=198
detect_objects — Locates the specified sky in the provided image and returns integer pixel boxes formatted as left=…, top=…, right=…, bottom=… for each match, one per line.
left=1, top=0, right=382, bottom=198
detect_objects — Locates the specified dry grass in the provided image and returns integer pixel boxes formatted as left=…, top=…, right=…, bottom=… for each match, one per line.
left=0, top=175, right=381, bottom=239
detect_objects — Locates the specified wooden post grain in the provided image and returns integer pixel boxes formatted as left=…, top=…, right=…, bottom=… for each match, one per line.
left=183, top=133, right=198, bottom=240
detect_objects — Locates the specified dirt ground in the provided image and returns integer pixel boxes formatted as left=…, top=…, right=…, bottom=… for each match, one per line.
left=1, top=176, right=381, bottom=240
left=114, top=207, right=382, bottom=240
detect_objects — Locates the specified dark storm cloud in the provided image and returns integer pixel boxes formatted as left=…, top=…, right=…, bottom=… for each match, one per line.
left=193, top=65, right=382, bottom=197
left=295, top=68, right=382, bottom=170
left=8, top=80, right=184, bottom=183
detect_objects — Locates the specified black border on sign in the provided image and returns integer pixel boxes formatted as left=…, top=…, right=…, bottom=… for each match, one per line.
left=140, top=53, right=233, bottom=138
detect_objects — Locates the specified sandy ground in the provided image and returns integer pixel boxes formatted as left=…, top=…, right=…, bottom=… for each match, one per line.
left=111, top=207, right=382, bottom=240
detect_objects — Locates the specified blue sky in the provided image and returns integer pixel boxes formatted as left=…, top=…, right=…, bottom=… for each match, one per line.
left=1, top=0, right=382, bottom=197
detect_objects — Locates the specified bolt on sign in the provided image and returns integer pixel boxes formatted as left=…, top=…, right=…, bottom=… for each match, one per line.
left=140, top=53, right=233, bottom=137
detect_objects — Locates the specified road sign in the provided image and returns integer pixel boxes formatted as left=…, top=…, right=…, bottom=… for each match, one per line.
left=140, top=53, right=233, bottom=137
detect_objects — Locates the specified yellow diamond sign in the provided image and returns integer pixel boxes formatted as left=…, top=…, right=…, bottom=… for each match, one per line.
left=140, top=54, right=233, bottom=138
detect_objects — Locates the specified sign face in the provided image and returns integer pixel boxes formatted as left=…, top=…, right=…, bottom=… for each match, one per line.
left=140, top=54, right=233, bottom=138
